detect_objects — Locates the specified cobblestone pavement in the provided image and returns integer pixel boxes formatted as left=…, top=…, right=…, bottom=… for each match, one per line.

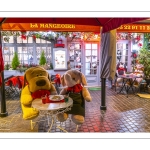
left=1, top=86, right=150, bottom=133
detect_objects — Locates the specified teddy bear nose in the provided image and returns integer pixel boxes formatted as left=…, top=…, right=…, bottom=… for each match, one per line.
left=36, top=80, right=46, bottom=86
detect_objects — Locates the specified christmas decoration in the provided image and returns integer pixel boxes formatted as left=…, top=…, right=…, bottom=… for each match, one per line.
left=11, top=52, right=20, bottom=70
left=55, top=38, right=65, bottom=48
left=131, top=50, right=138, bottom=72
left=21, top=34, right=27, bottom=40
left=39, top=51, right=46, bottom=65
left=1, top=31, right=101, bottom=43
left=116, top=32, right=143, bottom=48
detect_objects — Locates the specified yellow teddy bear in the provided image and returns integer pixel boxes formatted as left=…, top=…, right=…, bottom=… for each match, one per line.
left=20, top=66, right=57, bottom=120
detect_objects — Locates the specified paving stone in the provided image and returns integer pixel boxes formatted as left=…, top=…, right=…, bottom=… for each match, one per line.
left=1, top=87, right=150, bottom=132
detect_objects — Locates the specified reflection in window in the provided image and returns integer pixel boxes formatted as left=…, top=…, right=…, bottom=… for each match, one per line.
left=3, top=47, right=15, bottom=65
left=17, top=47, right=33, bottom=64
left=36, top=47, right=51, bottom=65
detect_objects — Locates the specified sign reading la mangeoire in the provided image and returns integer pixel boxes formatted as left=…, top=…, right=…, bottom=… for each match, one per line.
left=117, top=24, right=150, bottom=32
left=30, top=23, right=75, bottom=29
left=1, top=23, right=101, bottom=32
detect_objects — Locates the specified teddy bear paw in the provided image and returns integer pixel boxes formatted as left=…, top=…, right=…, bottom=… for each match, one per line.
left=23, top=107, right=39, bottom=120
left=57, top=113, right=68, bottom=122
left=84, top=96, right=92, bottom=102
left=71, top=115, right=84, bottom=125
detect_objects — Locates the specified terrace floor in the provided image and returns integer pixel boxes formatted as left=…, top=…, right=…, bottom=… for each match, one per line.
left=0, top=86, right=150, bottom=133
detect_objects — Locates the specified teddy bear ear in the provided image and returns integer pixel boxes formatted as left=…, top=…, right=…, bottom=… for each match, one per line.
left=48, top=74, right=51, bottom=81
left=80, top=73, right=87, bottom=86
left=23, top=73, right=27, bottom=88
left=60, top=75, right=66, bottom=86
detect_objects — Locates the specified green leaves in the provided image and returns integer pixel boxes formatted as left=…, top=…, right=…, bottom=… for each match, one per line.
left=11, top=52, right=20, bottom=70
left=138, top=43, right=150, bottom=78
left=39, top=50, right=46, bottom=65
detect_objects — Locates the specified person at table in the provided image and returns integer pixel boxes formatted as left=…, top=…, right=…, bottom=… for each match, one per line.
left=116, top=62, right=127, bottom=87
left=133, top=64, right=144, bottom=86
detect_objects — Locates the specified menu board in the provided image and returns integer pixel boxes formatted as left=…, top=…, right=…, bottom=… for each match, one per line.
left=53, top=48, right=67, bottom=70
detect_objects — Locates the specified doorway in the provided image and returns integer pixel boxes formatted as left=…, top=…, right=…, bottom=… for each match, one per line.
left=83, top=42, right=100, bottom=86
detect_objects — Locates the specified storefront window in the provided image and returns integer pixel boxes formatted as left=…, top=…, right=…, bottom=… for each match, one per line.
left=36, top=38, right=51, bottom=43
left=18, top=47, right=33, bottom=64
left=36, top=47, right=52, bottom=65
left=17, top=36, right=33, bottom=43
left=3, top=36, right=14, bottom=43
left=28, top=37, right=33, bottom=43
left=3, top=47, right=15, bottom=65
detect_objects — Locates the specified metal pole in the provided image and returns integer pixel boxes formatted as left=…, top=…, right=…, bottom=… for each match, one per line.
left=0, top=18, right=8, bottom=117
left=0, top=71, right=8, bottom=117
left=0, top=31, right=8, bottom=117
left=100, top=78, right=107, bottom=110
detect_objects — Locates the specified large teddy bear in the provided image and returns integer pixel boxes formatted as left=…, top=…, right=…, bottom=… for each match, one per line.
left=20, top=66, right=57, bottom=120
left=57, top=69, right=92, bottom=125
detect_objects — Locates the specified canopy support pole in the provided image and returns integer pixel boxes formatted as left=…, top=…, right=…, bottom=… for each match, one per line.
left=100, top=78, right=106, bottom=110
left=0, top=28, right=8, bottom=117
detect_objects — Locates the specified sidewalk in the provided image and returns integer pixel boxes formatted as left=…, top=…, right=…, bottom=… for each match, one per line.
left=0, top=86, right=150, bottom=132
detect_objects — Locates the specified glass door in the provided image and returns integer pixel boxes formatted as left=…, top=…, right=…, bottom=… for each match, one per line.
left=84, top=42, right=100, bottom=86
left=68, top=42, right=83, bottom=72
left=116, top=40, right=130, bottom=71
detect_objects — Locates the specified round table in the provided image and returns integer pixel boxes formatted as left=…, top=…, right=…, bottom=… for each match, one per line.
left=32, top=96, right=73, bottom=132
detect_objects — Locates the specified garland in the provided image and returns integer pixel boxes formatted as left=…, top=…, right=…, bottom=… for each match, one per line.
left=116, top=32, right=143, bottom=48
left=1, top=31, right=101, bottom=43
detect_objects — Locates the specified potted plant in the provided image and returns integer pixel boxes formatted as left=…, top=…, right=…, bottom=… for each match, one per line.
left=137, top=43, right=150, bottom=85
left=39, top=50, right=46, bottom=66
left=11, top=52, right=20, bottom=70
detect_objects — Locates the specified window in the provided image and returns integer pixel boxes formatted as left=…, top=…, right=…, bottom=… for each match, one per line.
left=3, top=36, right=14, bottom=43
left=3, top=47, right=15, bottom=65
left=36, top=47, right=52, bottom=65
left=36, top=38, right=51, bottom=43
left=17, top=47, right=33, bottom=64
left=2, top=34, right=53, bottom=69
left=17, top=36, right=33, bottom=43
left=85, top=43, right=98, bottom=75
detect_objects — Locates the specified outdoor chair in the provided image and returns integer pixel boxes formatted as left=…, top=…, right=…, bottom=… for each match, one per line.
left=16, top=76, right=24, bottom=97
left=5, top=77, right=20, bottom=99
left=133, top=79, right=147, bottom=94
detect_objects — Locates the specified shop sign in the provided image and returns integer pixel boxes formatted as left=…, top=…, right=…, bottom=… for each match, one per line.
left=117, top=24, right=150, bottom=32
left=53, top=48, right=67, bottom=70
left=1, top=23, right=101, bottom=32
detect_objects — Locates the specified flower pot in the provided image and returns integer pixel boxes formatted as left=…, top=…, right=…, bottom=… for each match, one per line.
left=145, top=78, right=150, bottom=86
left=147, top=85, right=150, bottom=94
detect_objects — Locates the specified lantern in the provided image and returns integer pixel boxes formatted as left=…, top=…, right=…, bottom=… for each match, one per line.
left=55, top=38, right=65, bottom=48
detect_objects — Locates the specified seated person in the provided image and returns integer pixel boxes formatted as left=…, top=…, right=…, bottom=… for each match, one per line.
left=133, top=64, right=144, bottom=86
left=116, top=62, right=126, bottom=87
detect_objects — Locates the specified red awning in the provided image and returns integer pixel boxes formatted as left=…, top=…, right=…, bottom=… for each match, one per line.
left=0, top=17, right=148, bottom=75
left=0, top=17, right=148, bottom=33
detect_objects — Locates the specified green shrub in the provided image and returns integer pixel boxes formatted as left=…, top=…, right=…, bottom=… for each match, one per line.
left=11, top=52, right=20, bottom=70
left=39, top=50, right=46, bottom=65
left=138, top=43, right=150, bottom=79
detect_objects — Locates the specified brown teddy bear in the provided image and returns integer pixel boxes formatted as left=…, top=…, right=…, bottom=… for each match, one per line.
left=20, top=66, right=57, bottom=120
left=57, top=69, right=92, bottom=125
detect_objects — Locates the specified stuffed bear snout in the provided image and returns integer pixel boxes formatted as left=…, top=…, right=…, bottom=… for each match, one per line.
left=36, top=79, right=46, bottom=86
